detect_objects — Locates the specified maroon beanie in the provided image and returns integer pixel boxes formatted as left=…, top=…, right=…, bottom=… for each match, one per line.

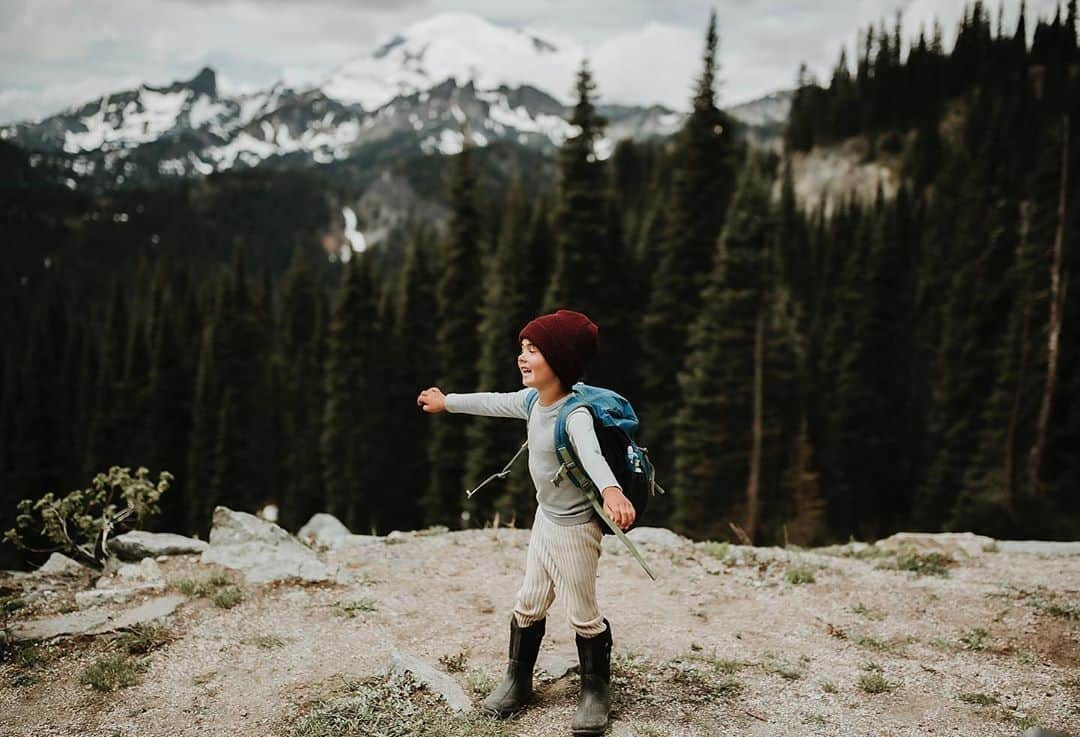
left=518, top=309, right=599, bottom=389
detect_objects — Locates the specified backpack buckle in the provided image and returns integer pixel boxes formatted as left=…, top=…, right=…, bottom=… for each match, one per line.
left=550, top=463, right=566, bottom=486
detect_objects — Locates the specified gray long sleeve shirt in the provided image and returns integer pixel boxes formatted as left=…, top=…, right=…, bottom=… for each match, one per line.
left=445, top=388, right=621, bottom=526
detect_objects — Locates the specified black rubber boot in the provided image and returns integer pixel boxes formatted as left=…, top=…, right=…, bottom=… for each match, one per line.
left=480, top=616, right=546, bottom=718
left=572, top=619, right=612, bottom=735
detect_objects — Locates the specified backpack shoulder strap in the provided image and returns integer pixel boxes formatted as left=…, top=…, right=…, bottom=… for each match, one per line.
left=523, top=388, right=539, bottom=418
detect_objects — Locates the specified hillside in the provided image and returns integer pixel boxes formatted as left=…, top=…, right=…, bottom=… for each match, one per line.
left=2, top=515, right=1077, bottom=737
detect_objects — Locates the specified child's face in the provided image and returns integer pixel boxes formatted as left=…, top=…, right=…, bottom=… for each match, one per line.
left=519, top=339, right=560, bottom=391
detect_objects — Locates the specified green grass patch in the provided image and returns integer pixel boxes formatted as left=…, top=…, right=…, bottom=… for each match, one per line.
left=685, top=649, right=746, bottom=675
left=80, top=654, right=146, bottom=691
left=822, top=680, right=839, bottom=694
left=284, top=671, right=513, bottom=737
left=853, top=634, right=892, bottom=652
left=332, top=598, right=378, bottom=618
left=700, top=541, right=730, bottom=560
left=958, top=692, right=998, bottom=706
left=760, top=652, right=810, bottom=681
left=959, top=627, right=989, bottom=651
left=177, top=572, right=230, bottom=597
left=115, top=622, right=174, bottom=654
left=878, top=548, right=954, bottom=577
left=858, top=671, right=893, bottom=694
left=850, top=602, right=886, bottom=620
left=242, top=635, right=286, bottom=650
left=785, top=565, right=816, bottom=585
left=212, top=587, right=245, bottom=609
left=464, top=667, right=497, bottom=698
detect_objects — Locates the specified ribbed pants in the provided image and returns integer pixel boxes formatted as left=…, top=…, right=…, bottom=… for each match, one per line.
left=512, top=509, right=606, bottom=637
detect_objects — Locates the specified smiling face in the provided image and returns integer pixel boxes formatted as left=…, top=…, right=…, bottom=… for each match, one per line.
left=519, top=339, right=562, bottom=391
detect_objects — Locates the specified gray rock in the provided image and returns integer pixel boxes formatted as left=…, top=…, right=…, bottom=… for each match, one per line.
left=536, top=652, right=578, bottom=680
left=626, top=527, right=689, bottom=548
left=76, top=582, right=165, bottom=608
left=97, top=558, right=164, bottom=589
left=998, top=540, right=1080, bottom=556
left=383, top=650, right=472, bottom=712
left=12, top=594, right=185, bottom=641
left=335, top=534, right=387, bottom=548
left=297, top=513, right=352, bottom=548
left=109, top=530, right=208, bottom=561
left=1023, top=728, right=1073, bottom=737
left=875, top=531, right=995, bottom=558
left=200, top=506, right=329, bottom=584
left=36, top=553, right=88, bottom=576
left=386, top=530, right=409, bottom=545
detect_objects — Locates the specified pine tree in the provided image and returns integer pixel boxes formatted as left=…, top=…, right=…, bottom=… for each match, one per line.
left=321, top=252, right=382, bottom=532
left=423, top=142, right=485, bottom=527
left=640, top=12, right=742, bottom=494
left=672, top=156, right=773, bottom=540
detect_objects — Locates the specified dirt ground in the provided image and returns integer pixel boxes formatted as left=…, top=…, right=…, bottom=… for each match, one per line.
left=2, top=527, right=1078, bottom=737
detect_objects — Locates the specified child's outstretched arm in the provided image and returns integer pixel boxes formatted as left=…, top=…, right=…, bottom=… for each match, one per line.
left=416, top=387, right=531, bottom=420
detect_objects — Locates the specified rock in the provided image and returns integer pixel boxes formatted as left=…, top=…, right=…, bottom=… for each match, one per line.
left=626, top=527, right=690, bottom=548
left=12, top=594, right=185, bottom=642
left=97, top=558, right=164, bottom=588
left=386, top=530, right=409, bottom=545
left=297, top=513, right=352, bottom=548
left=76, top=582, right=165, bottom=608
left=1023, top=728, right=1073, bottom=737
left=36, top=553, right=88, bottom=576
left=200, top=506, right=329, bottom=584
left=109, top=530, right=208, bottom=561
left=335, top=534, right=386, bottom=548
left=536, top=652, right=578, bottom=680
left=384, top=650, right=472, bottom=712
left=998, top=540, right=1080, bottom=556
left=875, top=532, right=995, bottom=558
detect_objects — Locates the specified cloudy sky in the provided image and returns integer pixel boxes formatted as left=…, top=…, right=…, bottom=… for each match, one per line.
left=0, top=0, right=1059, bottom=124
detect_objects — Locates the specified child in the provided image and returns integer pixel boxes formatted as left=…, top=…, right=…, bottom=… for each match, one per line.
left=416, top=309, right=635, bottom=735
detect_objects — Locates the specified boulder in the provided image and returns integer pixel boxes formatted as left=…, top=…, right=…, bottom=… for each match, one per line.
left=200, top=506, right=329, bottom=583
left=36, top=553, right=88, bottom=576
left=297, top=513, right=352, bottom=549
left=109, top=530, right=208, bottom=561
left=626, top=527, right=690, bottom=548
left=875, top=532, right=995, bottom=558
left=383, top=650, right=472, bottom=712
left=97, top=558, right=164, bottom=588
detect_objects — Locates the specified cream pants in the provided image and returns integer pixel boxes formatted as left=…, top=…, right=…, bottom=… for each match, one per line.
left=512, top=509, right=606, bottom=637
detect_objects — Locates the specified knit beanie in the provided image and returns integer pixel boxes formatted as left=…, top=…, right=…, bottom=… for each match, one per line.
left=518, top=309, right=599, bottom=390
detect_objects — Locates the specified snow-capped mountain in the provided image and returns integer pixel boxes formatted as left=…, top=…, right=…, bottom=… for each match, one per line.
left=0, top=12, right=789, bottom=189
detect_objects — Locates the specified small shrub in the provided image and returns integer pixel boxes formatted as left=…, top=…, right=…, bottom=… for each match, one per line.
left=822, top=680, right=839, bottom=694
left=212, top=588, right=244, bottom=609
left=958, top=692, right=998, bottom=706
left=176, top=572, right=230, bottom=598
left=80, top=654, right=146, bottom=691
left=465, top=667, right=497, bottom=697
left=760, top=652, right=809, bottom=681
left=853, top=634, right=891, bottom=652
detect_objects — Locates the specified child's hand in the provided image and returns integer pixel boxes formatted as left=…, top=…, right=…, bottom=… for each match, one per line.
left=417, top=387, right=447, bottom=413
left=601, top=487, right=635, bottom=531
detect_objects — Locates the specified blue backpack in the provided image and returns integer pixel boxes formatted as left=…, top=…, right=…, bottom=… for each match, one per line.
left=522, top=383, right=663, bottom=536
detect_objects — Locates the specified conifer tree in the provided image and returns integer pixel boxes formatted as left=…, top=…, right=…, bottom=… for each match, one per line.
left=672, top=156, right=773, bottom=540
left=321, top=252, right=382, bottom=532
left=640, top=11, right=741, bottom=489
left=423, top=143, right=484, bottom=528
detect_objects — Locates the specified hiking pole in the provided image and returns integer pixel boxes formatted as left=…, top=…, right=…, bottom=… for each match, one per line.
left=465, top=440, right=528, bottom=498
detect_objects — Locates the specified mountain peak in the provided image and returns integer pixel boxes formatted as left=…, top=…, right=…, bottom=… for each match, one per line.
left=189, top=67, right=217, bottom=98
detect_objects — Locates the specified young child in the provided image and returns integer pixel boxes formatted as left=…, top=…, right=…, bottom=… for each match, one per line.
left=416, top=309, right=635, bottom=735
